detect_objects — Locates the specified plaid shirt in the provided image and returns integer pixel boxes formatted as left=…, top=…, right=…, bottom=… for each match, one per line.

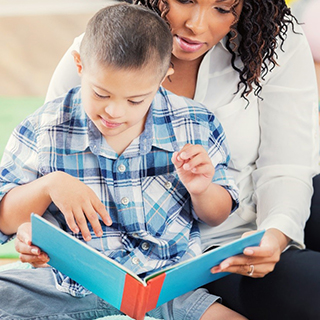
left=0, top=86, right=238, bottom=297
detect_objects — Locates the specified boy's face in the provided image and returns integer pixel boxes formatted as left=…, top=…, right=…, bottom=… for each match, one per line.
left=74, top=52, right=172, bottom=153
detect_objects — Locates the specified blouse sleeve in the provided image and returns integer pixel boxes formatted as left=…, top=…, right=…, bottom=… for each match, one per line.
left=253, top=23, right=319, bottom=247
left=45, top=33, right=84, bottom=103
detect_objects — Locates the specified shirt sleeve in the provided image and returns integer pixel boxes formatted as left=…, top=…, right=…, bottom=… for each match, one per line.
left=253, top=23, right=319, bottom=247
left=208, top=115, right=240, bottom=212
left=0, top=119, right=39, bottom=243
left=45, top=33, right=84, bottom=103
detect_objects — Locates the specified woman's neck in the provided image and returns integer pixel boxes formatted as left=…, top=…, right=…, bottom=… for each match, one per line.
left=162, top=55, right=203, bottom=99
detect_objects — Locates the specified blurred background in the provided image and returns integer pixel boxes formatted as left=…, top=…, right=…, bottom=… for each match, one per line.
left=0, top=0, right=115, bottom=156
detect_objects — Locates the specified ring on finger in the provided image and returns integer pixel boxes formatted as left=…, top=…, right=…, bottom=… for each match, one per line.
left=247, top=264, right=254, bottom=276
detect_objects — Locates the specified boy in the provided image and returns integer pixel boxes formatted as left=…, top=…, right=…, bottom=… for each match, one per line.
left=0, top=3, right=242, bottom=320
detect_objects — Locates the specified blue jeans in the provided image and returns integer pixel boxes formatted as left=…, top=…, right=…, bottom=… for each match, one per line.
left=0, top=268, right=218, bottom=320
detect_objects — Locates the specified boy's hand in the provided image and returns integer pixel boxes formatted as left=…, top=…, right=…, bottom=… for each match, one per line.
left=172, top=144, right=215, bottom=195
left=46, top=171, right=112, bottom=241
left=15, top=222, right=50, bottom=268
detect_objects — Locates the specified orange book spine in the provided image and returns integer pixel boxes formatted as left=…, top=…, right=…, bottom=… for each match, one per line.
left=120, top=273, right=166, bottom=320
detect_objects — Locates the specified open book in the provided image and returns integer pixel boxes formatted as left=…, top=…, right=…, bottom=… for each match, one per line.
left=31, top=213, right=264, bottom=320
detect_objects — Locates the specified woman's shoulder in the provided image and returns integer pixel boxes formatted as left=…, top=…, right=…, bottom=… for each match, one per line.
left=71, top=33, right=85, bottom=50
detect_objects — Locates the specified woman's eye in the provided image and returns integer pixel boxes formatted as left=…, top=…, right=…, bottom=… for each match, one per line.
left=215, top=7, right=231, bottom=14
left=177, top=0, right=193, bottom=4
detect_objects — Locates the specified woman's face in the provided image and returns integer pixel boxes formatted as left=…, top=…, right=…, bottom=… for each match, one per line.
left=160, top=0, right=243, bottom=62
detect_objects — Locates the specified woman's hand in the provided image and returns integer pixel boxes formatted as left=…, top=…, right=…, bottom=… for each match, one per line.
left=46, top=171, right=112, bottom=241
left=14, top=222, right=50, bottom=268
left=211, top=228, right=291, bottom=278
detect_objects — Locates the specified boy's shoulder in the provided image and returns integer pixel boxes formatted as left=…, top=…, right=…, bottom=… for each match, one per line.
left=23, top=86, right=84, bottom=131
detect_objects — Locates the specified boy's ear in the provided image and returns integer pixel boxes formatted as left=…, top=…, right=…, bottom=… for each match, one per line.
left=72, top=50, right=83, bottom=75
left=160, top=67, right=174, bottom=84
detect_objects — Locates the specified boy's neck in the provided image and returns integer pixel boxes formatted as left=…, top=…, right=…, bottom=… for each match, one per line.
left=104, top=118, right=146, bottom=156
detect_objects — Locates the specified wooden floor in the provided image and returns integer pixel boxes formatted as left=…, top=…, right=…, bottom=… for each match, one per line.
left=0, top=259, right=18, bottom=266
left=0, top=1, right=116, bottom=97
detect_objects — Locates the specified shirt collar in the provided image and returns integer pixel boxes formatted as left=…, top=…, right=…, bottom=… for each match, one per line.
left=64, top=87, right=91, bottom=155
left=65, top=86, right=180, bottom=158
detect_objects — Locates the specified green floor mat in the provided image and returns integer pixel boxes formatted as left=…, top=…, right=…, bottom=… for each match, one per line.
left=0, top=240, right=19, bottom=259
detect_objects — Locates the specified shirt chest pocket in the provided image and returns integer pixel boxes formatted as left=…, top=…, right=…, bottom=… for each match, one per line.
left=141, top=173, right=190, bottom=235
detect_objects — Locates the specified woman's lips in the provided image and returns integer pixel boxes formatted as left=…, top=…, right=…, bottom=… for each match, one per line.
left=175, top=35, right=205, bottom=53
left=100, top=117, right=122, bottom=128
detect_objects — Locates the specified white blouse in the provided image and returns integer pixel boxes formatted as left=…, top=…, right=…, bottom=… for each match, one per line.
left=45, top=22, right=319, bottom=249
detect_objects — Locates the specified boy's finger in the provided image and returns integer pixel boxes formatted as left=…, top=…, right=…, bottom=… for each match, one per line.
left=19, top=252, right=49, bottom=265
left=16, top=222, right=32, bottom=245
left=171, top=152, right=183, bottom=168
left=182, top=154, right=213, bottom=173
left=73, top=210, right=92, bottom=241
left=190, top=165, right=215, bottom=178
left=94, top=201, right=112, bottom=227
left=63, top=210, right=80, bottom=234
left=16, top=230, right=32, bottom=246
left=178, top=144, right=204, bottom=160
left=15, top=239, right=37, bottom=256
left=84, top=207, right=103, bottom=238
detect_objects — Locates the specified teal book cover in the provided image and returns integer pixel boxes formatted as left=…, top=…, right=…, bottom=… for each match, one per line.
left=31, top=213, right=264, bottom=320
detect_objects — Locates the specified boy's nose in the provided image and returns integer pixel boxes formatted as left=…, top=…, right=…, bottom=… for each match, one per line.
left=104, top=103, right=125, bottom=118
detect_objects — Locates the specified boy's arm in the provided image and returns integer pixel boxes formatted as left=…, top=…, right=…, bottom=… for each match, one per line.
left=0, top=174, right=53, bottom=235
left=172, top=144, right=236, bottom=226
left=189, top=182, right=233, bottom=226
left=0, top=120, right=111, bottom=241
left=0, top=171, right=112, bottom=241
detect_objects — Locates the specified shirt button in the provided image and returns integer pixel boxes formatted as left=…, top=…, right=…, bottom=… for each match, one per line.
left=132, top=257, right=140, bottom=265
left=141, top=242, right=150, bottom=251
left=164, top=181, right=172, bottom=190
left=121, top=197, right=129, bottom=205
left=118, top=164, right=126, bottom=173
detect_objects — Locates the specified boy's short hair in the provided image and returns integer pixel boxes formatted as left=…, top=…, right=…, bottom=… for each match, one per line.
left=80, top=3, right=173, bottom=79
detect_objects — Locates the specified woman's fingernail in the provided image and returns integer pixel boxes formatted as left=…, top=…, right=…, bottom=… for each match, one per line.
left=211, top=266, right=220, bottom=273
left=244, top=249, right=254, bottom=255
left=220, top=262, right=230, bottom=270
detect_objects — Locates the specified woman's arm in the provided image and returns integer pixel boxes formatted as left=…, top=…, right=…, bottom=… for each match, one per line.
left=211, top=22, right=319, bottom=278
left=253, top=22, right=319, bottom=247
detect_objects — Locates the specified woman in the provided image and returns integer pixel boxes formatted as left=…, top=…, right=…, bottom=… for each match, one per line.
left=24, top=0, right=320, bottom=319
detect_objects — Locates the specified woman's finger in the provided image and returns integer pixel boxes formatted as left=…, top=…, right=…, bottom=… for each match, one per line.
left=211, top=261, right=276, bottom=278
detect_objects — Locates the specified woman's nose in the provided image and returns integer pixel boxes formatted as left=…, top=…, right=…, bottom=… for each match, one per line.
left=185, top=8, right=208, bottom=35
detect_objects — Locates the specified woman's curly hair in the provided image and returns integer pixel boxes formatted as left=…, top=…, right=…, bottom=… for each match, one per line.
left=133, top=0, right=297, bottom=100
